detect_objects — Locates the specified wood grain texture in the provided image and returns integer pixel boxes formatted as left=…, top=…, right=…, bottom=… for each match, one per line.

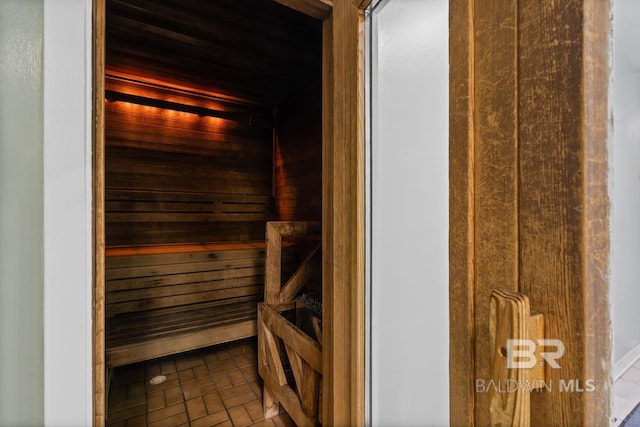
left=275, top=88, right=323, bottom=222
left=449, top=0, right=476, bottom=424
left=106, top=0, right=322, bottom=106
left=323, top=1, right=365, bottom=425
left=273, top=0, right=332, bottom=20
left=582, top=0, right=612, bottom=423
left=450, top=0, right=611, bottom=424
left=472, top=0, right=520, bottom=424
left=103, top=243, right=294, bottom=367
left=104, top=74, right=275, bottom=246
left=518, top=0, right=608, bottom=425
left=93, top=0, right=107, bottom=423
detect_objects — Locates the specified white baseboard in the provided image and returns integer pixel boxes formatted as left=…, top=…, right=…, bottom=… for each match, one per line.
left=614, top=343, right=640, bottom=381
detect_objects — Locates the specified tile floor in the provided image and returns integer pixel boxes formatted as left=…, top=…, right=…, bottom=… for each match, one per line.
left=109, top=338, right=640, bottom=426
left=614, top=358, right=640, bottom=426
left=106, top=338, right=295, bottom=427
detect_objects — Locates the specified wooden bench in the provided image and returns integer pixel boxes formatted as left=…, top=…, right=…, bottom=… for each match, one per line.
left=104, top=190, right=292, bottom=369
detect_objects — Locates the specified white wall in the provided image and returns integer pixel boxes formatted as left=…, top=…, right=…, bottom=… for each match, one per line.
left=611, top=0, right=640, bottom=377
left=368, top=0, right=449, bottom=425
left=0, top=1, right=45, bottom=425
left=0, top=1, right=93, bottom=426
left=42, top=0, right=93, bottom=425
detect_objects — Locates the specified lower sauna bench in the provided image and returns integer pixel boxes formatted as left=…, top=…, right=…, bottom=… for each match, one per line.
left=104, top=241, right=296, bottom=370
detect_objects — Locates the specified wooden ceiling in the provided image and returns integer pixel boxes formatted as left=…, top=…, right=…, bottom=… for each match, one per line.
left=106, top=0, right=323, bottom=107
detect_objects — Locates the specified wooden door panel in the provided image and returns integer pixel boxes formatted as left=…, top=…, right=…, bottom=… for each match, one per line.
left=450, top=0, right=611, bottom=425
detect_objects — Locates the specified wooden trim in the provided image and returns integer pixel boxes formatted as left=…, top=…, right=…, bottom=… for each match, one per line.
left=449, top=0, right=475, bottom=425
left=93, top=1, right=368, bottom=424
left=582, top=0, right=612, bottom=422
left=322, top=1, right=365, bottom=425
left=92, top=0, right=106, bottom=424
left=272, top=0, right=333, bottom=20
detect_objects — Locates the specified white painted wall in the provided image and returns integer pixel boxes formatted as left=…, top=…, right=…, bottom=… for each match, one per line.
left=611, top=0, right=640, bottom=377
left=0, top=1, right=45, bottom=425
left=42, top=0, right=93, bottom=425
left=368, top=0, right=449, bottom=425
left=1, top=1, right=93, bottom=426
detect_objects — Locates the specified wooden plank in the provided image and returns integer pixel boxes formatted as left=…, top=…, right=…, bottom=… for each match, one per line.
left=105, top=221, right=268, bottom=246
left=106, top=319, right=256, bottom=367
left=259, top=303, right=322, bottom=373
left=265, top=223, right=283, bottom=305
left=106, top=190, right=272, bottom=203
left=106, top=301, right=258, bottom=338
left=279, top=243, right=321, bottom=303
left=273, top=0, right=332, bottom=20
left=105, top=244, right=294, bottom=266
left=258, top=307, right=281, bottom=419
left=106, top=277, right=263, bottom=303
left=517, top=1, right=611, bottom=425
left=259, top=365, right=317, bottom=427
left=106, top=285, right=262, bottom=316
left=284, top=343, right=320, bottom=417
left=324, top=2, right=365, bottom=425
left=582, top=0, right=612, bottom=422
left=489, top=290, right=530, bottom=426
left=106, top=303, right=258, bottom=343
left=93, top=0, right=107, bottom=423
left=470, top=0, right=520, bottom=424
left=106, top=212, right=271, bottom=223
left=106, top=257, right=265, bottom=280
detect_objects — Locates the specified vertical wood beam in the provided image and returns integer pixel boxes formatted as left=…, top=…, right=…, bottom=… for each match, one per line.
left=93, top=0, right=106, bottom=424
left=518, top=0, right=610, bottom=425
left=449, top=0, right=475, bottom=425
left=323, top=0, right=365, bottom=424
left=472, top=0, right=520, bottom=424
left=582, top=0, right=612, bottom=422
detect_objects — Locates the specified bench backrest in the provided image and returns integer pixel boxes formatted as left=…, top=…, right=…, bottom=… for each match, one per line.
left=105, top=244, right=297, bottom=318
left=106, top=190, right=275, bottom=246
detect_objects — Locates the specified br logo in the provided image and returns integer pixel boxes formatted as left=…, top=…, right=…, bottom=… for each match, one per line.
left=505, top=339, right=565, bottom=369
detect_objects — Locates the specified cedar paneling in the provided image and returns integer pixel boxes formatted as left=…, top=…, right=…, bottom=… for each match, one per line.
left=106, top=0, right=322, bottom=106
left=275, top=87, right=323, bottom=222
left=104, top=76, right=275, bottom=246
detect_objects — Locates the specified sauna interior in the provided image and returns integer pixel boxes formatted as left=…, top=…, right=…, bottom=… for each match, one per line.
left=104, top=0, right=323, bottom=425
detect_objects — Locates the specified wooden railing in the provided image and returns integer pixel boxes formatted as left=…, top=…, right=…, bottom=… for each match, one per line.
left=258, top=221, right=323, bottom=427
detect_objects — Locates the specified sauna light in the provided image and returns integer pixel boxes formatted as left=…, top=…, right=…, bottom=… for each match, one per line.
left=105, top=90, right=253, bottom=124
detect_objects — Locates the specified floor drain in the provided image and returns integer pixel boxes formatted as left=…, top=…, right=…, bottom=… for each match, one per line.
left=149, top=375, right=167, bottom=385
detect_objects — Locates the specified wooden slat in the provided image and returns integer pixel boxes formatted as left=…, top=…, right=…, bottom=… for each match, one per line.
left=284, top=343, right=320, bottom=417
left=273, top=0, right=332, bottom=20
left=106, top=285, right=262, bottom=316
left=106, top=301, right=258, bottom=342
left=106, top=256, right=264, bottom=280
left=106, top=318, right=257, bottom=367
left=259, top=365, right=317, bottom=427
left=259, top=303, right=322, bottom=373
left=279, top=243, right=321, bottom=303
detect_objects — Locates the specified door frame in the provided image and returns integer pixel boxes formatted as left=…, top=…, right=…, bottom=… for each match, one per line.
left=449, top=0, right=611, bottom=425
left=92, top=0, right=370, bottom=425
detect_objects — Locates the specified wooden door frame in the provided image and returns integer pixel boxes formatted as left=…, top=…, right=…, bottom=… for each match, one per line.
left=449, top=0, right=611, bottom=425
left=92, top=0, right=369, bottom=425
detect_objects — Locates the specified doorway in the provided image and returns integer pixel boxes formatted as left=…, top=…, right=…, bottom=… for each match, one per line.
left=95, top=0, right=327, bottom=423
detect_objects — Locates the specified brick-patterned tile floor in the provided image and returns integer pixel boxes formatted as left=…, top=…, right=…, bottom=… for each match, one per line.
left=107, top=338, right=296, bottom=427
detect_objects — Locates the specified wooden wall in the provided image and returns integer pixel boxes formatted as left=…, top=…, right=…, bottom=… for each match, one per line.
left=105, top=75, right=275, bottom=246
left=274, top=86, right=323, bottom=222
